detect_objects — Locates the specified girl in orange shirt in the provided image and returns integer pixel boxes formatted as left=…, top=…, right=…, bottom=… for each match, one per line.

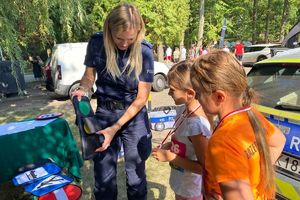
left=190, top=50, right=286, bottom=200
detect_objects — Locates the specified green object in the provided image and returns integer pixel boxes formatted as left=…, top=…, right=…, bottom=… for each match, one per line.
left=79, top=101, right=91, bottom=116
left=0, top=118, right=83, bottom=184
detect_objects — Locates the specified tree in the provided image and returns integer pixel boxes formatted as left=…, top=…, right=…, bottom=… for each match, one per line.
left=264, top=0, right=271, bottom=42
left=0, top=0, right=89, bottom=62
left=134, top=0, right=190, bottom=62
left=197, top=0, right=205, bottom=48
left=280, top=0, right=290, bottom=42
left=252, top=0, right=258, bottom=43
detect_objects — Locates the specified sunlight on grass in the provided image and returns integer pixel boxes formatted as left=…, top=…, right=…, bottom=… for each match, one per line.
left=0, top=97, right=174, bottom=199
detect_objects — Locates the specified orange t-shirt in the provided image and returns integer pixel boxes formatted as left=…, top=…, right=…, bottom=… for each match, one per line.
left=204, top=108, right=276, bottom=199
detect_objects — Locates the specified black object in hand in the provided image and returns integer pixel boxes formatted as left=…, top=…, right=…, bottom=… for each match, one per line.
left=99, top=134, right=105, bottom=145
left=72, top=95, right=105, bottom=160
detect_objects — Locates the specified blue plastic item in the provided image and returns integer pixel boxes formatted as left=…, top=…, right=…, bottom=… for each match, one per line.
left=24, top=174, right=72, bottom=197
left=13, top=163, right=61, bottom=186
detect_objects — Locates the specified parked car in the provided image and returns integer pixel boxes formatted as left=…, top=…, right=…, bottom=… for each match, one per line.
left=0, top=61, right=26, bottom=97
left=43, top=57, right=53, bottom=91
left=242, top=43, right=282, bottom=66
left=247, top=47, right=300, bottom=200
left=47, top=42, right=169, bottom=97
left=149, top=106, right=177, bottom=131
left=152, top=61, right=169, bottom=92
left=48, top=42, right=89, bottom=97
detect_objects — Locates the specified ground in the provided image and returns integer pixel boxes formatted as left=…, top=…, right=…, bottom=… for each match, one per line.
left=0, top=81, right=175, bottom=200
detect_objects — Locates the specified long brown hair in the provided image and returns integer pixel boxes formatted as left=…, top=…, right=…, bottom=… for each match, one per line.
left=190, top=50, right=275, bottom=198
left=103, top=3, right=145, bottom=80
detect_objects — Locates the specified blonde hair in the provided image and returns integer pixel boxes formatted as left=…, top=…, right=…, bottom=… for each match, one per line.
left=103, top=3, right=145, bottom=80
left=190, top=50, right=275, bottom=198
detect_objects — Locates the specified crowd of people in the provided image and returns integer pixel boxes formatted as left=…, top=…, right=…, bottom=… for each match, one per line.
left=164, top=40, right=245, bottom=65
left=165, top=45, right=209, bottom=64
left=70, top=3, right=285, bottom=200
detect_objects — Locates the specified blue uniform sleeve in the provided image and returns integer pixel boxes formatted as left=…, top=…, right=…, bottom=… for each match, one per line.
left=84, top=32, right=104, bottom=68
left=139, top=41, right=154, bottom=83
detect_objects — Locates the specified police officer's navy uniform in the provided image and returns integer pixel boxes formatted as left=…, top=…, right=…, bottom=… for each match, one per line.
left=84, top=32, right=154, bottom=200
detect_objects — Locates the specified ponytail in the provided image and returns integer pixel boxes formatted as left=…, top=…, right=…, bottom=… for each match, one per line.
left=242, top=87, right=259, bottom=106
left=244, top=86, right=274, bottom=198
left=248, top=111, right=275, bottom=199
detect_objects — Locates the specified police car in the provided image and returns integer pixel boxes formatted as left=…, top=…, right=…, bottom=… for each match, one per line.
left=149, top=106, right=177, bottom=131
left=247, top=47, right=300, bottom=199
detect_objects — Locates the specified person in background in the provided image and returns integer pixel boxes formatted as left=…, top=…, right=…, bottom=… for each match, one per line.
left=190, top=50, right=285, bottom=200
left=72, top=3, right=154, bottom=200
left=222, top=45, right=230, bottom=52
left=180, top=46, right=187, bottom=61
left=173, top=47, right=180, bottom=63
left=152, top=60, right=211, bottom=200
left=234, top=40, right=244, bottom=61
left=195, top=46, right=201, bottom=57
left=166, top=46, right=173, bottom=63
left=189, top=45, right=195, bottom=59
left=29, top=55, right=43, bottom=81
left=201, top=45, right=208, bottom=55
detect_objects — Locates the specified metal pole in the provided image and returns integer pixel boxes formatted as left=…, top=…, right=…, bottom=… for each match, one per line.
left=219, top=18, right=227, bottom=49
left=147, top=93, right=152, bottom=112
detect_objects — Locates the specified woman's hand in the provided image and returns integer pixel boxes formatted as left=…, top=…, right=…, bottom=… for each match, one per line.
left=95, top=124, right=120, bottom=152
left=71, top=88, right=86, bottom=101
left=152, top=147, right=176, bottom=162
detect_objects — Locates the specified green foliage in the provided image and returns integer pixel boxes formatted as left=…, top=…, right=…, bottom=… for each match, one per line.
left=134, top=0, right=190, bottom=46
left=0, top=0, right=299, bottom=63
left=0, top=0, right=90, bottom=62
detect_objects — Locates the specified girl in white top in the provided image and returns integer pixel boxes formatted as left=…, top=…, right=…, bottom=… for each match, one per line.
left=152, top=60, right=212, bottom=200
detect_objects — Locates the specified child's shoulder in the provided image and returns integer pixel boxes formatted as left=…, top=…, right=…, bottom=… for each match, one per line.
left=186, top=116, right=212, bottom=137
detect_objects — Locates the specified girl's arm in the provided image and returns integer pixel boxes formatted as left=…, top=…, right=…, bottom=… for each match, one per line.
left=219, top=180, right=254, bottom=200
left=152, top=134, right=208, bottom=174
left=268, top=126, right=286, bottom=164
left=96, top=81, right=151, bottom=152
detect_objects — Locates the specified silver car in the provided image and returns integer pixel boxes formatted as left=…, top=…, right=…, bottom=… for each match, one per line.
left=242, top=43, right=281, bottom=66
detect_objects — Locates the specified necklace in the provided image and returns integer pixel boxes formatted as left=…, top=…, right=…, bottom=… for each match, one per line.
left=213, top=106, right=251, bottom=133
left=158, top=104, right=201, bottom=148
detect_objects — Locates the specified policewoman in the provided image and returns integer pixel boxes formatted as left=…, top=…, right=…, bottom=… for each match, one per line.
left=72, top=3, right=154, bottom=200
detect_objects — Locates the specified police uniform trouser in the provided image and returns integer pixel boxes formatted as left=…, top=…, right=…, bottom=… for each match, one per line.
left=93, top=109, right=151, bottom=200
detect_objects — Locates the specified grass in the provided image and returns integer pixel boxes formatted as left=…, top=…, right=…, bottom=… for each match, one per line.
left=0, top=84, right=174, bottom=200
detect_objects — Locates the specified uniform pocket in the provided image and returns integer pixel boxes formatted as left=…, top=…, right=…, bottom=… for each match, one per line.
left=137, top=132, right=152, bottom=161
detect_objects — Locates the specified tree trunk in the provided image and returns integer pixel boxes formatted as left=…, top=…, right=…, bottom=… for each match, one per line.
left=264, top=0, right=271, bottom=43
left=252, top=0, right=258, bottom=44
left=157, top=43, right=164, bottom=62
left=280, top=0, right=290, bottom=42
left=180, top=31, right=185, bottom=52
left=197, top=0, right=205, bottom=48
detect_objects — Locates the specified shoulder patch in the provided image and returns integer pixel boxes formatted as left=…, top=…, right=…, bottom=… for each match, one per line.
left=142, top=40, right=153, bottom=49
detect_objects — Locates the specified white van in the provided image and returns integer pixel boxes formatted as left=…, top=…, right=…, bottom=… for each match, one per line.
left=48, top=42, right=169, bottom=97
left=49, top=42, right=89, bottom=97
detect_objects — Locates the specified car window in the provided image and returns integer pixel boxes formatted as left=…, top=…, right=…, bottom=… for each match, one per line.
left=247, top=63, right=300, bottom=112
left=245, top=46, right=266, bottom=53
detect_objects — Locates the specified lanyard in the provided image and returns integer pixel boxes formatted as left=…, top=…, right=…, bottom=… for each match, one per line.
left=213, top=106, right=251, bottom=133
left=158, top=104, right=201, bottom=148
